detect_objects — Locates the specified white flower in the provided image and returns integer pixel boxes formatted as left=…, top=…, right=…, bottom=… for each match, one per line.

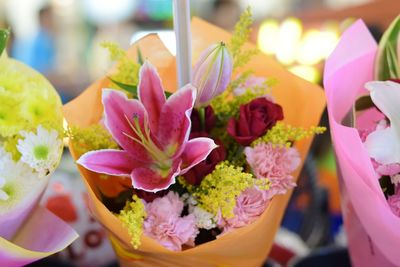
left=192, top=206, right=216, bottom=230
left=0, top=147, right=34, bottom=180
left=181, top=193, right=198, bottom=208
left=0, top=147, right=42, bottom=215
left=364, top=81, right=400, bottom=164
left=391, top=174, right=400, bottom=186
left=17, top=125, right=62, bottom=177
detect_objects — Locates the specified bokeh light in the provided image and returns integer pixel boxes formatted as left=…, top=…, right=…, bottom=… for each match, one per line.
left=289, top=65, right=321, bottom=83
left=275, top=17, right=303, bottom=65
left=257, top=19, right=280, bottom=55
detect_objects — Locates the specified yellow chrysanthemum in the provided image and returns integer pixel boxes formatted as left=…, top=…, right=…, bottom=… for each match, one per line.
left=0, top=56, right=63, bottom=160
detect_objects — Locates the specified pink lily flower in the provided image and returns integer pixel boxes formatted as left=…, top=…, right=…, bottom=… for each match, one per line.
left=77, top=62, right=217, bottom=192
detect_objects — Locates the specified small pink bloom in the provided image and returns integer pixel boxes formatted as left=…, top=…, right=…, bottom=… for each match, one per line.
left=374, top=161, right=400, bottom=176
left=388, top=193, right=400, bottom=217
left=77, top=62, right=217, bottom=192
left=145, top=191, right=183, bottom=219
left=220, top=188, right=270, bottom=232
left=245, top=143, right=300, bottom=198
left=144, top=192, right=198, bottom=251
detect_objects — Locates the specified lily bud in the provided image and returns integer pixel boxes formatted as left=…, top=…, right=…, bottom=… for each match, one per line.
left=192, top=42, right=233, bottom=107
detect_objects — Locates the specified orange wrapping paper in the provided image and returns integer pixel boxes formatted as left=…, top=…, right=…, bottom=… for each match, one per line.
left=63, top=18, right=325, bottom=267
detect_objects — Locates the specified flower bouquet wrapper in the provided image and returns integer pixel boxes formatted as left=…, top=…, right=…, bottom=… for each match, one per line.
left=0, top=206, right=79, bottom=267
left=0, top=30, right=78, bottom=266
left=64, top=18, right=325, bottom=267
left=324, top=20, right=400, bottom=267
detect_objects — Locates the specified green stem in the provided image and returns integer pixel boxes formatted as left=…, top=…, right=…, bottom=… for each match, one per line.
left=199, top=107, right=206, bottom=131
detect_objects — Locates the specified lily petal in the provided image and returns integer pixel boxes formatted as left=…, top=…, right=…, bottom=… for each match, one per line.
left=365, top=81, right=400, bottom=128
left=364, top=127, right=400, bottom=164
left=364, top=81, right=400, bottom=164
left=77, top=149, right=134, bottom=176
left=157, top=84, right=196, bottom=155
left=131, top=161, right=181, bottom=192
left=102, top=89, right=152, bottom=163
left=180, top=137, right=218, bottom=174
left=138, top=61, right=166, bottom=134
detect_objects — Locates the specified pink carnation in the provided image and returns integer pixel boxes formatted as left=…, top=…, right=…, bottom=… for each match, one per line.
left=373, top=160, right=400, bottom=177
left=220, top=188, right=270, bottom=232
left=144, top=192, right=198, bottom=251
left=388, top=194, right=400, bottom=217
left=244, top=143, right=300, bottom=198
left=144, top=191, right=183, bottom=219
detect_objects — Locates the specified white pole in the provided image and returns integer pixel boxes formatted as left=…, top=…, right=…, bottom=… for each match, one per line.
left=172, top=0, right=192, bottom=88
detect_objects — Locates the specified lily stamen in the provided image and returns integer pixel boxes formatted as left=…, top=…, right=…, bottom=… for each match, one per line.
left=124, top=114, right=169, bottom=163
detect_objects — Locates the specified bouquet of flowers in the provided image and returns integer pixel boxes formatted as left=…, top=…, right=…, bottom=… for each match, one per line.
left=325, top=17, right=400, bottom=267
left=64, top=9, right=325, bottom=266
left=0, top=30, right=77, bottom=266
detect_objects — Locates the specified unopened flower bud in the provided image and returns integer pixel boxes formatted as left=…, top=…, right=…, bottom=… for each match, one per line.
left=192, top=42, right=233, bottom=107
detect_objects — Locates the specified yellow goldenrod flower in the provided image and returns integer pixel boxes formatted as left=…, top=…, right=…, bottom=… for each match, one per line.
left=118, top=195, right=147, bottom=249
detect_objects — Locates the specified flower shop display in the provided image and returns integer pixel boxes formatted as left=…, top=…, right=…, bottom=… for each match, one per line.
left=0, top=30, right=78, bottom=267
left=64, top=9, right=325, bottom=267
left=325, top=16, right=400, bottom=267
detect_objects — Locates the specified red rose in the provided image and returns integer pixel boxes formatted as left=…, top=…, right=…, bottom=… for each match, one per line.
left=183, top=138, right=226, bottom=185
left=227, top=97, right=283, bottom=146
left=191, top=105, right=216, bottom=133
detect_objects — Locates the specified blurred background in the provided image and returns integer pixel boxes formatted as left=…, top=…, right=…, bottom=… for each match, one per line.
left=0, top=0, right=398, bottom=266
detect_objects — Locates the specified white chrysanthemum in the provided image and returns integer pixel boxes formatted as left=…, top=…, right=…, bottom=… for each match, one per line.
left=192, top=206, right=217, bottom=230
left=0, top=147, right=43, bottom=215
left=0, top=147, right=35, bottom=180
left=17, top=125, right=62, bottom=177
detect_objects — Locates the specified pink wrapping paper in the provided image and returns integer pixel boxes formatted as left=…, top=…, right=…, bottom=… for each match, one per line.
left=324, top=20, right=400, bottom=267
left=0, top=206, right=78, bottom=267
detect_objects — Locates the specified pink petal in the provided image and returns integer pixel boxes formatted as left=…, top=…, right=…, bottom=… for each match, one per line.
left=77, top=149, right=135, bottom=176
left=138, top=61, right=166, bottom=134
left=131, top=161, right=181, bottom=192
left=157, top=84, right=196, bottom=155
left=180, top=137, right=217, bottom=174
left=102, top=89, right=152, bottom=163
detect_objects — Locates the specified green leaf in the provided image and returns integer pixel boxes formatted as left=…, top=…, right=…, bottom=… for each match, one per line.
left=137, top=47, right=144, bottom=65
left=165, top=91, right=172, bottom=98
left=375, top=16, right=400, bottom=80
left=109, top=77, right=138, bottom=96
left=109, top=76, right=173, bottom=99
left=0, top=29, right=10, bottom=56
left=385, top=43, right=399, bottom=78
